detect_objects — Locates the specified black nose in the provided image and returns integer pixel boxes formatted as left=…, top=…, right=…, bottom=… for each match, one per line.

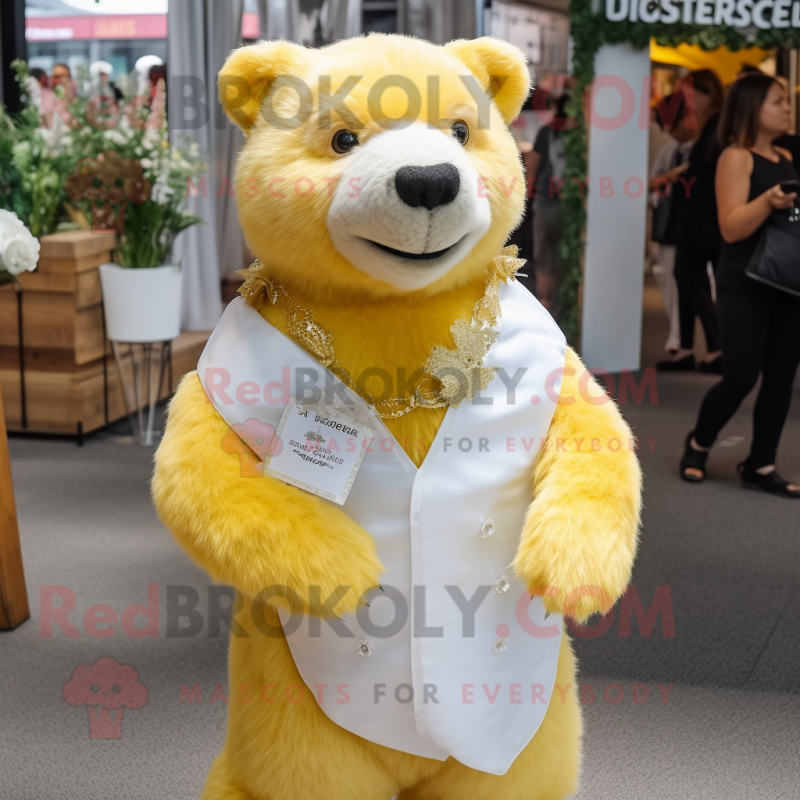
left=395, top=163, right=460, bottom=211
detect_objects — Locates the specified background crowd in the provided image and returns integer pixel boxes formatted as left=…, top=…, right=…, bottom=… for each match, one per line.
left=23, top=56, right=166, bottom=122
left=513, top=67, right=800, bottom=497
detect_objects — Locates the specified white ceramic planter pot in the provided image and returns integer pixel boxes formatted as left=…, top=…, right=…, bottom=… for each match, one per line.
left=99, top=263, right=182, bottom=343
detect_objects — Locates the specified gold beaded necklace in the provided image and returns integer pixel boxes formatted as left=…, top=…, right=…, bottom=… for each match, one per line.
left=237, top=246, right=525, bottom=419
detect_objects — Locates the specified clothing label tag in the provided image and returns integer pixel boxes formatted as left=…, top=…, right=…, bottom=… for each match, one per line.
left=264, top=397, right=374, bottom=505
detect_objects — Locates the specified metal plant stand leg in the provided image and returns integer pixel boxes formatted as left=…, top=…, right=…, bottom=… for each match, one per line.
left=144, top=341, right=171, bottom=446
left=111, top=340, right=171, bottom=446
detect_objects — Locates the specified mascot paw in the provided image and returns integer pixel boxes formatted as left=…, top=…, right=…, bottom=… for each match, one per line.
left=513, top=348, right=642, bottom=624
left=513, top=523, right=634, bottom=624
left=271, top=518, right=385, bottom=618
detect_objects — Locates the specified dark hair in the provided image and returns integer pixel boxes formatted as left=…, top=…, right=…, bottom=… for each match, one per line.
left=717, top=73, right=781, bottom=148
left=53, top=63, right=71, bottom=76
left=655, top=92, right=687, bottom=131
left=29, top=67, right=47, bottom=82
left=553, top=93, right=570, bottom=119
left=687, top=69, right=724, bottom=114
left=738, top=64, right=764, bottom=77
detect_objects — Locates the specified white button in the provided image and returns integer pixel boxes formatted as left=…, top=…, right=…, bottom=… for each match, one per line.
left=481, top=519, right=495, bottom=539
left=494, top=575, right=511, bottom=594
left=356, top=640, right=373, bottom=657
left=492, top=637, right=509, bottom=653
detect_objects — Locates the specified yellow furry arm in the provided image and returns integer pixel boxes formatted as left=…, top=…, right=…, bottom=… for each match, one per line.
left=152, top=372, right=384, bottom=615
left=513, top=347, right=642, bottom=623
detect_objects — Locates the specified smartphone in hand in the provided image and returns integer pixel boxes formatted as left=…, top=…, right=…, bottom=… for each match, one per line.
left=779, top=179, right=800, bottom=194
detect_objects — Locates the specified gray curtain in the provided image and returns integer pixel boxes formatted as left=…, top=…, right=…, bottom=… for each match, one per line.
left=258, top=0, right=301, bottom=39
left=325, top=0, right=363, bottom=40
left=168, top=0, right=245, bottom=331
left=399, top=0, right=481, bottom=43
left=259, top=0, right=361, bottom=44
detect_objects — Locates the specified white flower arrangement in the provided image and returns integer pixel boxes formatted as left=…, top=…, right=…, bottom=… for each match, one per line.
left=1, top=60, right=204, bottom=265
left=0, top=210, right=40, bottom=284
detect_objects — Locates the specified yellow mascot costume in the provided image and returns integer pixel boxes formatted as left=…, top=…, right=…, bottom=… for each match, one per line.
left=153, top=33, right=641, bottom=800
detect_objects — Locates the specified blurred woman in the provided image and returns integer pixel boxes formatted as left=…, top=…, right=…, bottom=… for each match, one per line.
left=650, top=92, right=695, bottom=355
left=528, top=93, right=574, bottom=323
left=680, top=75, right=800, bottom=497
left=658, top=69, right=725, bottom=373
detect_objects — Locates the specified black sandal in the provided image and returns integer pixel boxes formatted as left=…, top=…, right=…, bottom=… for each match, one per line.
left=680, top=431, right=709, bottom=483
left=737, top=459, right=800, bottom=498
left=697, top=355, right=723, bottom=375
left=657, top=354, right=696, bottom=372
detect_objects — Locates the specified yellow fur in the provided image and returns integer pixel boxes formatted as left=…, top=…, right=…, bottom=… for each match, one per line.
left=153, top=33, right=640, bottom=800
left=443, top=38, right=532, bottom=124
left=154, top=373, right=382, bottom=615
left=257, top=276, right=487, bottom=466
left=228, top=35, right=527, bottom=305
left=515, top=349, right=642, bottom=623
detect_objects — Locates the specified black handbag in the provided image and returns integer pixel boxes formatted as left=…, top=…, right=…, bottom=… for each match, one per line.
left=745, top=213, right=800, bottom=297
left=651, top=191, right=674, bottom=244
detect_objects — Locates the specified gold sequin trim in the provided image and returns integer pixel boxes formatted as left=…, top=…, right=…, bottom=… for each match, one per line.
left=237, top=246, right=526, bottom=419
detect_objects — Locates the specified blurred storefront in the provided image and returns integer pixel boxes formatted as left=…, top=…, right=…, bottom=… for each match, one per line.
left=490, top=0, right=570, bottom=150
left=24, top=0, right=263, bottom=80
left=24, top=0, right=169, bottom=78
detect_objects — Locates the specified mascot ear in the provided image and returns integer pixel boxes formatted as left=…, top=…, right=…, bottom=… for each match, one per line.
left=444, top=37, right=530, bottom=124
left=219, top=41, right=315, bottom=132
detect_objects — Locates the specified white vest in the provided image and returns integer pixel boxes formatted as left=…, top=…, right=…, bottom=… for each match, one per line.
left=198, top=280, right=567, bottom=776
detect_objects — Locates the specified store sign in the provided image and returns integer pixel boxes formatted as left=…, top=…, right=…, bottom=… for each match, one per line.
left=25, top=14, right=168, bottom=42
left=606, top=0, right=800, bottom=28
left=26, top=27, right=75, bottom=41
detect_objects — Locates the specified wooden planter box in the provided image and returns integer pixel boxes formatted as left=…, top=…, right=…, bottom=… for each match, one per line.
left=0, top=232, right=210, bottom=436
left=0, top=333, right=208, bottom=434
left=0, top=231, right=116, bottom=364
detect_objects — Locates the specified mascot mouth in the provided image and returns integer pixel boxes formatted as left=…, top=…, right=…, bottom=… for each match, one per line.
left=365, top=238, right=463, bottom=261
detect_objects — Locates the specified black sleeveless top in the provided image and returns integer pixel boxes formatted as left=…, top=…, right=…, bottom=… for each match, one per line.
left=717, top=151, right=799, bottom=291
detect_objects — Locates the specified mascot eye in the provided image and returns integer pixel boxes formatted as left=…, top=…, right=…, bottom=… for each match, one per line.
left=332, top=130, right=359, bottom=154
left=451, top=121, right=469, bottom=146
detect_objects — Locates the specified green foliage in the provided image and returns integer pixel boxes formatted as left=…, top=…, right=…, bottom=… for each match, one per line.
left=559, top=0, right=800, bottom=347
left=66, top=90, right=205, bottom=268
left=0, top=112, right=27, bottom=219
left=0, top=60, right=204, bottom=265
left=116, top=199, right=203, bottom=270
left=0, top=61, right=75, bottom=237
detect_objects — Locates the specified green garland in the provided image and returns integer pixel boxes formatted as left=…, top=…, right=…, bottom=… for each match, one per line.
left=560, top=0, right=800, bottom=347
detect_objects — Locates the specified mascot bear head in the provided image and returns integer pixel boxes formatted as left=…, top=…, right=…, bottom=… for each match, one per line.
left=220, top=34, right=530, bottom=302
